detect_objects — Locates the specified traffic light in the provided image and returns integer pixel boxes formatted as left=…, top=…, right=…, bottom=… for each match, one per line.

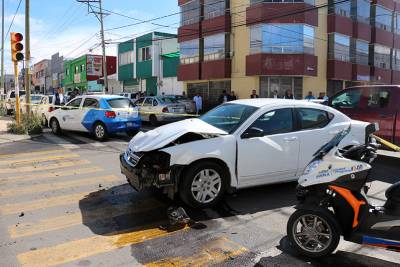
left=10, top=32, right=24, bottom=62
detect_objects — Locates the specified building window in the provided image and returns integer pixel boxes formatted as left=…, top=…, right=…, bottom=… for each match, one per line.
left=373, top=5, right=392, bottom=31
left=351, top=39, right=369, bottom=65
left=395, top=13, right=400, bottom=34
left=260, top=77, right=303, bottom=99
left=392, top=49, right=400, bottom=71
left=138, top=47, right=152, bottom=62
left=351, top=0, right=370, bottom=24
left=329, top=0, right=351, bottom=17
left=250, top=24, right=315, bottom=55
left=204, top=33, right=228, bottom=61
left=80, top=64, right=85, bottom=73
left=250, top=0, right=315, bottom=5
left=180, top=39, right=200, bottom=64
left=180, top=0, right=200, bottom=26
left=119, top=51, right=134, bottom=66
left=66, top=69, right=69, bottom=76
left=328, top=33, right=350, bottom=62
left=75, top=66, right=79, bottom=74
left=371, top=44, right=391, bottom=69
left=204, top=0, right=227, bottom=20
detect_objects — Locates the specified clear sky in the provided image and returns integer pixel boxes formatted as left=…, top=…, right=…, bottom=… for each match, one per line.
left=1, top=0, right=179, bottom=73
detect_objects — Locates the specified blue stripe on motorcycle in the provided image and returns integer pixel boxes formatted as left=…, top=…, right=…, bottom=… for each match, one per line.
left=363, top=236, right=400, bottom=246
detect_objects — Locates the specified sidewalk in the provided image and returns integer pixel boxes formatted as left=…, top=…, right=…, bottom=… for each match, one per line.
left=0, top=116, right=32, bottom=144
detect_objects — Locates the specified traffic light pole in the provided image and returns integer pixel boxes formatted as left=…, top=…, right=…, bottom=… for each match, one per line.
left=25, top=0, right=30, bottom=114
left=13, top=62, right=20, bottom=124
left=99, top=0, right=108, bottom=93
left=1, top=0, right=5, bottom=95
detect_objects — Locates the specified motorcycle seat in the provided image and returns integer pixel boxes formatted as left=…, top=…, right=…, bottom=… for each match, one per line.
left=385, top=181, right=400, bottom=203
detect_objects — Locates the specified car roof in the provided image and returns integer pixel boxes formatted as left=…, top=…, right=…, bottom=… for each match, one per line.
left=231, top=98, right=326, bottom=108
left=82, top=94, right=126, bottom=100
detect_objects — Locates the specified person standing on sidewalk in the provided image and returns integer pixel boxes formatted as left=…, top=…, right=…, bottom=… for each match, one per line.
left=193, top=93, right=203, bottom=115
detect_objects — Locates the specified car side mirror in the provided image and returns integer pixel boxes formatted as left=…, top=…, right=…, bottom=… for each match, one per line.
left=241, top=127, right=264, bottom=139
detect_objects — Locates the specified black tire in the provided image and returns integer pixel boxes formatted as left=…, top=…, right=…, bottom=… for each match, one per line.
left=6, top=109, right=12, bottom=115
left=149, top=114, right=158, bottom=126
left=93, top=122, right=108, bottom=141
left=179, top=160, right=228, bottom=208
left=41, top=114, right=48, bottom=127
left=287, top=209, right=341, bottom=258
left=126, top=130, right=139, bottom=137
left=50, top=118, right=61, bottom=135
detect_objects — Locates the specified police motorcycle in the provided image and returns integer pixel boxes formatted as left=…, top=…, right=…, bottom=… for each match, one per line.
left=287, top=124, right=400, bottom=257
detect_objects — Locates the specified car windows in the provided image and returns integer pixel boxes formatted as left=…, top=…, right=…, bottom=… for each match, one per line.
left=153, top=99, right=158, bottom=106
left=67, top=98, right=82, bottom=109
left=251, top=108, right=294, bottom=136
left=135, top=98, right=145, bottom=106
left=107, top=98, right=134, bottom=108
left=83, top=98, right=99, bottom=108
left=331, top=89, right=362, bottom=108
left=159, top=97, right=178, bottom=103
left=143, top=98, right=153, bottom=106
left=296, top=108, right=331, bottom=130
left=367, top=88, right=390, bottom=108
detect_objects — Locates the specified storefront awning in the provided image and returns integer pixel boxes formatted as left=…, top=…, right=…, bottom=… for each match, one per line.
left=161, top=52, right=180, bottom=58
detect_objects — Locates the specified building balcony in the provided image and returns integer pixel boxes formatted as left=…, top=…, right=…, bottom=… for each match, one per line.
left=246, top=53, right=317, bottom=76
left=371, top=27, right=394, bottom=47
left=371, top=66, right=392, bottom=84
left=201, top=59, right=231, bottom=79
left=327, top=60, right=352, bottom=81
left=392, top=70, right=400, bottom=84
left=327, top=14, right=352, bottom=36
left=202, top=14, right=231, bottom=37
left=178, top=22, right=201, bottom=43
left=246, top=3, right=318, bottom=27
left=353, top=21, right=372, bottom=42
left=372, top=0, right=395, bottom=10
left=352, top=64, right=371, bottom=81
left=177, top=62, right=201, bottom=81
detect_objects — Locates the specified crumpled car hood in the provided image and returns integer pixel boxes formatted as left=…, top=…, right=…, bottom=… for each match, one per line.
left=128, top=118, right=228, bottom=152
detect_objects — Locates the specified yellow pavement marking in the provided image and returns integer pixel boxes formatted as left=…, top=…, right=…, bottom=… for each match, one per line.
left=0, top=175, right=119, bottom=198
left=145, top=237, right=248, bottom=267
left=0, top=149, right=66, bottom=159
left=0, top=189, right=107, bottom=215
left=9, top=198, right=164, bottom=238
left=0, top=166, right=103, bottom=185
left=0, top=153, right=80, bottom=166
left=0, top=159, right=90, bottom=174
left=17, top=224, right=189, bottom=267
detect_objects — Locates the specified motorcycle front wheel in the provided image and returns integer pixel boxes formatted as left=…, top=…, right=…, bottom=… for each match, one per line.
left=287, top=209, right=341, bottom=258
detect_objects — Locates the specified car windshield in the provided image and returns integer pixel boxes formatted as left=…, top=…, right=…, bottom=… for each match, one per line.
left=31, top=96, right=42, bottom=103
left=158, top=97, right=178, bottom=103
left=200, top=104, right=258, bottom=134
left=107, top=98, right=134, bottom=108
left=313, top=127, right=351, bottom=157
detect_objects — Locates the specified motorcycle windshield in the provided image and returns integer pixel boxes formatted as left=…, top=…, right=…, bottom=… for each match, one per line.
left=312, top=127, right=351, bottom=157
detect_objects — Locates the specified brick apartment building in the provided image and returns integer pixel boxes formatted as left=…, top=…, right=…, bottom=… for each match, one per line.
left=177, top=0, right=400, bottom=109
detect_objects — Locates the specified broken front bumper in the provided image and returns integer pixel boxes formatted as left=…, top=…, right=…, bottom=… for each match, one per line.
left=120, top=152, right=182, bottom=191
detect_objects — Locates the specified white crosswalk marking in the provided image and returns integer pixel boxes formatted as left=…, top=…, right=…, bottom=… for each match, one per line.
left=44, top=134, right=80, bottom=149
left=68, top=134, right=106, bottom=148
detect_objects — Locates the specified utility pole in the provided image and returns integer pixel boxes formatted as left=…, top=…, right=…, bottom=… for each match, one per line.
left=77, top=0, right=108, bottom=94
left=25, top=0, right=31, bottom=114
left=1, top=0, right=5, bottom=95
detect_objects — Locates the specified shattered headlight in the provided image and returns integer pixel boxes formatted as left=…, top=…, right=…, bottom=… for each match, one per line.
left=303, top=160, right=322, bottom=176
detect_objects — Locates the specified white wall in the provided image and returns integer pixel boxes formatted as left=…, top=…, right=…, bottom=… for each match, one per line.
left=159, top=77, right=184, bottom=95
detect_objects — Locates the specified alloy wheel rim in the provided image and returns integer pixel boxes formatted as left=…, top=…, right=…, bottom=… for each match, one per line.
left=191, top=169, right=222, bottom=204
left=292, top=214, right=333, bottom=253
left=95, top=125, right=104, bottom=138
left=52, top=121, right=58, bottom=132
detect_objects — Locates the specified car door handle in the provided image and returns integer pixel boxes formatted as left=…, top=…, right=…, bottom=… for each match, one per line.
left=284, top=137, right=298, bottom=142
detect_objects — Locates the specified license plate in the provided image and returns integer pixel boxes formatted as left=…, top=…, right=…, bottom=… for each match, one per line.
left=126, top=122, right=134, bottom=127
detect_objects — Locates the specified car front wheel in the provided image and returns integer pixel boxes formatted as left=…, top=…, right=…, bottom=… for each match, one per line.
left=179, top=161, right=228, bottom=208
left=50, top=118, right=61, bottom=135
left=93, top=122, right=108, bottom=141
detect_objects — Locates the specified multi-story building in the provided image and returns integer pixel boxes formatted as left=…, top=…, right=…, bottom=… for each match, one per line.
left=50, top=53, right=64, bottom=91
left=63, top=54, right=117, bottom=93
left=177, top=0, right=400, bottom=107
left=117, top=32, right=183, bottom=95
left=0, top=74, right=15, bottom=93
left=32, top=59, right=51, bottom=94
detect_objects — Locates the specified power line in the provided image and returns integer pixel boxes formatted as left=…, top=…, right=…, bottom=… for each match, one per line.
left=5, top=0, right=23, bottom=41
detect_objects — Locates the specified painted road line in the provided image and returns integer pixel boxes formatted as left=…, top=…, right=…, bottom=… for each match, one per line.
left=17, top=224, right=189, bottom=267
left=0, top=149, right=66, bottom=159
left=44, top=134, right=80, bottom=150
left=144, top=237, right=248, bottom=267
left=0, top=159, right=90, bottom=174
left=0, top=175, right=119, bottom=198
left=0, top=153, right=80, bottom=166
left=9, top=198, right=164, bottom=238
left=0, top=166, right=103, bottom=185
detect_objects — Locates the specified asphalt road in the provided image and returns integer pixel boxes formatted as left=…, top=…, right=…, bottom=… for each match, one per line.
left=0, top=126, right=400, bottom=267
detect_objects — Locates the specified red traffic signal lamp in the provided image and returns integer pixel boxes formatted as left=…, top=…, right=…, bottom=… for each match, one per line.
left=10, top=32, right=24, bottom=62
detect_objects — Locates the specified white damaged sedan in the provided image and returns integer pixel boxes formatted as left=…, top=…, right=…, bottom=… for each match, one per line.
left=120, top=99, right=377, bottom=208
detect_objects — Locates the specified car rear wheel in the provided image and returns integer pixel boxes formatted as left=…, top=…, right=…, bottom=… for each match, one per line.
left=93, top=122, right=108, bottom=141
left=149, top=114, right=158, bottom=126
left=50, top=118, right=61, bottom=135
left=179, top=161, right=228, bottom=208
